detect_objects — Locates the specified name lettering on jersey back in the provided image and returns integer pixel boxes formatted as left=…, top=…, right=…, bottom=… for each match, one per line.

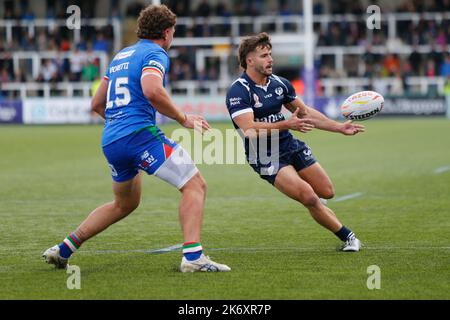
left=109, top=62, right=130, bottom=74
left=255, top=112, right=285, bottom=123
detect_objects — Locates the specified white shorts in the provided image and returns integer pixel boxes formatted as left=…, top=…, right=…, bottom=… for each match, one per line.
left=154, top=145, right=198, bottom=189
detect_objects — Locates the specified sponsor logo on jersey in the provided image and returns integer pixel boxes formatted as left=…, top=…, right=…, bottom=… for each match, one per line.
left=229, top=97, right=242, bottom=106
left=255, top=112, right=285, bottom=123
left=140, top=150, right=157, bottom=168
left=147, top=60, right=165, bottom=75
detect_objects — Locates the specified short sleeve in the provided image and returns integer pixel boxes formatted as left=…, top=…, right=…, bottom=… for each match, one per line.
left=142, top=50, right=169, bottom=80
left=104, top=68, right=110, bottom=81
left=280, top=77, right=297, bottom=104
left=225, top=83, right=253, bottom=119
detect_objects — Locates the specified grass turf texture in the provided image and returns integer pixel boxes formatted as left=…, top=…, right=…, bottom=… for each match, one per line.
left=0, top=118, right=449, bottom=299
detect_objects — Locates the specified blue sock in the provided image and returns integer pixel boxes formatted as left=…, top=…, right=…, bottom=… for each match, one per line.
left=334, top=226, right=354, bottom=242
left=58, top=233, right=81, bottom=258
left=58, top=242, right=73, bottom=259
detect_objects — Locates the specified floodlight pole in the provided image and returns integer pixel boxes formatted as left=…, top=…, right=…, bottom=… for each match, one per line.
left=303, top=0, right=315, bottom=106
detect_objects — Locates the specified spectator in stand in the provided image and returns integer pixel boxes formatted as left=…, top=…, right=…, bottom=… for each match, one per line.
left=166, top=0, right=190, bottom=16
left=408, top=46, right=422, bottom=76
left=436, top=27, right=447, bottom=46
left=390, top=71, right=405, bottom=96
left=81, top=58, right=99, bottom=82
left=440, top=53, right=450, bottom=77
left=36, top=30, right=47, bottom=51
left=37, top=59, right=59, bottom=83
left=196, top=0, right=211, bottom=17
left=60, top=37, right=71, bottom=52
left=313, top=0, right=324, bottom=14
left=22, top=34, right=37, bottom=51
left=215, top=1, right=232, bottom=17
left=0, top=68, right=10, bottom=83
left=13, top=70, right=26, bottom=82
left=383, top=53, right=401, bottom=77
left=429, top=43, right=444, bottom=71
left=426, top=59, right=436, bottom=77
left=93, top=33, right=110, bottom=53
left=70, top=46, right=86, bottom=82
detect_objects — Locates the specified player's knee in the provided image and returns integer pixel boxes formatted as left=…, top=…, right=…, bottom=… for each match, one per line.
left=320, top=185, right=335, bottom=199
left=199, top=176, right=207, bottom=195
left=116, top=199, right=139, bottom=215
left=195, top=175, right=207, bottom=198
left=298, top=192, right=320, bottom=207
left=182, top=173, right=207, bottom=196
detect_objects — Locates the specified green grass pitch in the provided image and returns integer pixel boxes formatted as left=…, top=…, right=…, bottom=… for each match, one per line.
left=0, top=118, right=449, bottom=299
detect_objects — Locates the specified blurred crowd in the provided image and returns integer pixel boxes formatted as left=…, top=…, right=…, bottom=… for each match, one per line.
left=0, top=0, right=449, bottom=97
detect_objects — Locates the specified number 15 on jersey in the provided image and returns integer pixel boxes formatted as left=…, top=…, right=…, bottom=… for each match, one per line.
left=106, top=77, right=131, bottom=109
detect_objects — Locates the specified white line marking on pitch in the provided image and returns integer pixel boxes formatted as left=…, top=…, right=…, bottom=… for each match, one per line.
left=86, top=243, right=183, bottom=254
left=332, top=192, right=363, bottom=202
left=76, top=245, right=450, bottom=256
left=434, top=166, right=450, bottom=174
left=149, top=243, right=183, bottom=253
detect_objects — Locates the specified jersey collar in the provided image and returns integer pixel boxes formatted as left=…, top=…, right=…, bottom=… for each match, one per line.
left=138, top=39, right=169, bottom=55
left=242, top=72, right=271, bottom=92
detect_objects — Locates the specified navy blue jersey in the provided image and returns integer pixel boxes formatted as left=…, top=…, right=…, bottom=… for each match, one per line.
left=102, top=39, right=170, bottom=147
left=225, top=72, right=298, bottom=162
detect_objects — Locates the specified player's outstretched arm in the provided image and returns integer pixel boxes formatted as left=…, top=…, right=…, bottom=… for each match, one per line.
left=141, top=73, right=210, bottom=132
left=285, top=98, right=365, bottom=136
left=233, top=108, right=314, bottom=138
left=91, top=78, right=109, bottom=119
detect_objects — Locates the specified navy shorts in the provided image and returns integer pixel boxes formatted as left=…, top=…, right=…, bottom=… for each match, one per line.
left=249, top=138, right=317, bottom=185
left=102, top=126, right=178, bottom=183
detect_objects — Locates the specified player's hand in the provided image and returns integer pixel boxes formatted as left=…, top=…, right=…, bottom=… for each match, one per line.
left=182, top=114, right=211, bottom=133
left=286, top=108, right=314, bottom=133
left=339, top=120, right=365, bottom=135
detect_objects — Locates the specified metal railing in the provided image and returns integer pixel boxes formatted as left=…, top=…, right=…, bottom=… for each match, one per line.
left=0, top=51, right=109, bottom=81
left=1, top=77, right=447, bottom=99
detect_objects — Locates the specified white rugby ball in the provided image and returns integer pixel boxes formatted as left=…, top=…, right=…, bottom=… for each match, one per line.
left=341, top=91, right=384, bottom=121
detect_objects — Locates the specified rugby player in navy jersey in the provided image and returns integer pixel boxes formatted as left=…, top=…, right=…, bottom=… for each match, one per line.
left=226, top=33, right=364, bottom=251
left=43, top=5, right=230, bottom=272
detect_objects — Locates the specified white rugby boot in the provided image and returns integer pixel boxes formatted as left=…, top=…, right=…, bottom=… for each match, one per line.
left=180, top=254, right=231, bottom=272
left=340, top=235, right=362, bottom=252
left=42, top=245, right=69, bottom=269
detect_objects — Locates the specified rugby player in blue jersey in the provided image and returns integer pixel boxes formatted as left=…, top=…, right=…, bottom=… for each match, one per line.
left=226, top=33, right=364, bottom=251
left=43, top=5, right=230, bottom=272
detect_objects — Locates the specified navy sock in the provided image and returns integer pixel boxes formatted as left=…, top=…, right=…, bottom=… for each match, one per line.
left=334, top=226, right=354, bottom=242
left=183, top=242, right=203, bottom=261
left=58, top=242, right=73, bottom=259
left=58, top=233, right=81, bottom=258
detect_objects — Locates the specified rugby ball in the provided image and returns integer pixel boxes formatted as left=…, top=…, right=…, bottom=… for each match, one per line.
left=341, top=91, right=384, bottom=121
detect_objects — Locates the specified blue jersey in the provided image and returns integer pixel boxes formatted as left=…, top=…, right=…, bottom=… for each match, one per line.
left=225, top=72, right=298, bottom=161
left=102, top=39, right=170, bottom=147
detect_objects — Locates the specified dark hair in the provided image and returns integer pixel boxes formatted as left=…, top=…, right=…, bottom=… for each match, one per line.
left=136, top=4, right=177, bottom=40
left=238, top=32, right=272, bottom=70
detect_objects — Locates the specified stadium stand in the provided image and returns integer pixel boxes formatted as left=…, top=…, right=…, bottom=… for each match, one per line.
left=0, top=0, right=449, bottom=100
